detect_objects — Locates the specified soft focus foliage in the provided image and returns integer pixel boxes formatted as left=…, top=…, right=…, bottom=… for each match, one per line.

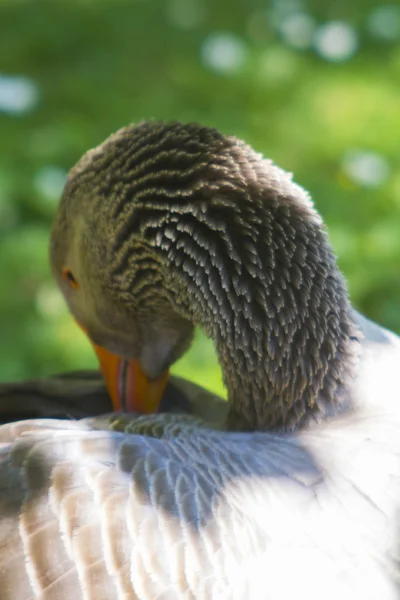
left=1, top=0, right=399, bottom=397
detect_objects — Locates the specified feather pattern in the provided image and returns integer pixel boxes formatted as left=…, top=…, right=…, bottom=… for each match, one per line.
left=0, top=315, right=400, bottom=599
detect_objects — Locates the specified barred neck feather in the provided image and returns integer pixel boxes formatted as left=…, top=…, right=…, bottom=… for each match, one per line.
left=52, top=121, right=360, bottom=430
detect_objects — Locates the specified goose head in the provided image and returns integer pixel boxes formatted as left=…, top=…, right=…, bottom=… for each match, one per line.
left=50, top=121, right=359, bottom=430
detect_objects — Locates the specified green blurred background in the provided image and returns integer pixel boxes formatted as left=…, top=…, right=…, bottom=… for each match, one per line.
left=1, top=0, right=399, bottom=398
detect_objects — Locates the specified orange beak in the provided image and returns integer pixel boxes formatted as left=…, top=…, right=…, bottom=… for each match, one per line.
left=77, top=323, right=168, bottom=413
left=91, top=342, right=169, bottom=413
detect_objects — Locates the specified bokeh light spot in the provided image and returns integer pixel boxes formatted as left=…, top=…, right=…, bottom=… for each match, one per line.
left=342, top=150, right=390, bottom=188
left=201, top=33, right=247, bottom=74
left=35, top=284, right=66, bottom=319
left=0, top=75, right=39, bottom=115
left=314, top=22, right=358, bottom=62
left=34, top=167, right=67, bottom=203
left=367, top=5, right=400, bottom=41
left=280, top=13, right=316, bottom=49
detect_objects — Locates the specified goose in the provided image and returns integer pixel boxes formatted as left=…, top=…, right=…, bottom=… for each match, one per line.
left=1, top=120, right=400, bottom=600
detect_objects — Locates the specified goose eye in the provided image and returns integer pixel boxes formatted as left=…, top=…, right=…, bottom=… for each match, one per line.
left=62, top=268, right=79, bottom=289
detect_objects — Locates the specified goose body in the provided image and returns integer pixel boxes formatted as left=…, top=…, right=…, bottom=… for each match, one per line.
left=1, top=121, right=400, bottom=599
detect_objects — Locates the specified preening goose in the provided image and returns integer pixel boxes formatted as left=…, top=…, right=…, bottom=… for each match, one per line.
left=1, top=121, right=400, bottom=599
